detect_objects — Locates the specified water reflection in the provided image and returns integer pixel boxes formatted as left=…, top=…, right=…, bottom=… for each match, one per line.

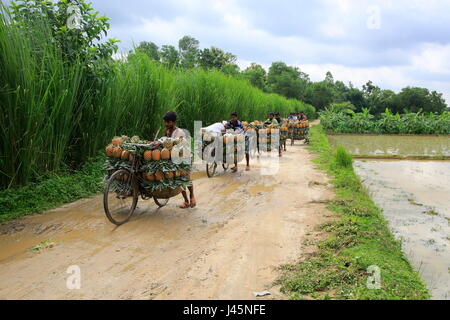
left=354, top=160, right=450, bottom=299
left=328, top=135, right=450, bottom=157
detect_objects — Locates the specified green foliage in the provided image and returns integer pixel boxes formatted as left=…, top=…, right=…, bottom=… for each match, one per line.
left=242, top=63, right=267, bottom=90
left=221, top=64, right=241, bottom=77
left=0, top=6, right=88, bottom=188
left=267, top=61, right=310, bottom=100
left=133, top=41, right=160, bottom=61
left=198, top=46, right=236, bottom=70
left=304, top=81, right=336, bottom=110
left=278, top=125, right=430, bottom=300
left=334, top=146, right=353, bottom=169
left=9, top=0, right=119, bottom=63
left=178, top=35, right=200, bottom=69
left=320, top=109, right=450, bottom=135
left=160, top=44, right=180, bottom=68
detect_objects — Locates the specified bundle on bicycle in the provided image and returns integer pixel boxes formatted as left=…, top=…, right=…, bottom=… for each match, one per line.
left=200, top=129, right=246, bottom=178
left=103, top=135, right=192, bottom=225
left=244, top=121, right=281, bottom=154
left=287, top=120, right=310, bottom=145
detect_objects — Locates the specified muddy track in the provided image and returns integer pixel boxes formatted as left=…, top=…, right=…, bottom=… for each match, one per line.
left=0, top=139, right=333, bottom=300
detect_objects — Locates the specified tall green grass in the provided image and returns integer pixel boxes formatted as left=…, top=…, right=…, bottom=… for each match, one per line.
left=0, top=8, right=315, bottom=190
left=0, top=10, right=85, bottom=188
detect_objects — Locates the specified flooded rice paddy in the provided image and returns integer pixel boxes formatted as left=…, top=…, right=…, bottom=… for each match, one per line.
left=354, top=160, right=450, bottom=299
left=328, top=134, right=450, bottom=157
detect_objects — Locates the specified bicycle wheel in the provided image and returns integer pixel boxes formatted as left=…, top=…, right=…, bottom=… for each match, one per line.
left=154, top=197, right=169, bottom=208
left=206, top=162, right=217, bottom=178
left=103, top=169, right=139, bottom=226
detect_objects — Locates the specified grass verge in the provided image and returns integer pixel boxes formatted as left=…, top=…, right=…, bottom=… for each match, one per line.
left=277, top=125, right=430, bottom=300
left=0, top=157, right=105, bottom=224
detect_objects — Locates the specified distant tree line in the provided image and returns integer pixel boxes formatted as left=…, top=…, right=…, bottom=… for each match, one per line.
left=131, top=36, right=448, bottom=115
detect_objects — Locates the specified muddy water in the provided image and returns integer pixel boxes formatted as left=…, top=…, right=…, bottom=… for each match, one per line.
left=354, top=160, right=450, bottom=299
left=328, top=135, right=450, bottom=157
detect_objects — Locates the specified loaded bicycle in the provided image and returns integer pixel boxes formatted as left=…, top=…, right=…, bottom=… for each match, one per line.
left=201, top=130, right=244, bottom=178
left=103, top=141, right=191, bottom=225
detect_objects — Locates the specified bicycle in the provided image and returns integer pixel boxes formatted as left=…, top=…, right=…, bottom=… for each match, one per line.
left=103, top=143, right=182, bottom=226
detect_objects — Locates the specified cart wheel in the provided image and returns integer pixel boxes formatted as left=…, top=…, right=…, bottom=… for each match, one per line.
left=154, top=197, right=169, bottom=208
left=222, top=163, right=230, bottom=171
left=103, top=169, right=139, bottom=226
left=206, top=162, right=217, bottom=178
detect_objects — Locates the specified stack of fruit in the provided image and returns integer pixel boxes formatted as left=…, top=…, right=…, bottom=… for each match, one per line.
left=104, top=136, right=193, bottom=194
left=258, top=124, right=280, bottom=152
left=280, top=122, right=289, bottom=142
left=287, top=120, right=310, bottom=141
left=200, top=131, right=246, bottom=164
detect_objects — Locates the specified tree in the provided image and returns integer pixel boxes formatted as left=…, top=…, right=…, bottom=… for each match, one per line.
left=345, top=87, right=367, bottom=112
left=427, top=90, right=446, bottom=113
left=325, top=71, right=334, bottom=84
left=198, top=46, right=236, bottom=70
left=267, top=62, right=309, bottom=100
left=178, top=35, right=200, bottom=69
left=134, top=41, right=160, bottom=61
left=221, top=64, right=240, bottom=77
left=362, top=80, right=379, bottom=97
left=242, top=63, right=267, bottom=90
left=395, top=87, right=446, bottom=114
left=305, top=81, right=335, bottom=110
left=9, top=0, right=119, bottom=63
left=160, top=45, right=180, bottom=68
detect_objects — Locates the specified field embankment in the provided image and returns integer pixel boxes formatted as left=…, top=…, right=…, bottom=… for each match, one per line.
left=278, top=125, right=430, bottom=300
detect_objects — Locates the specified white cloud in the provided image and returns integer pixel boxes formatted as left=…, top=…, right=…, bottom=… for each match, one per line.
left=411, top=43, right=450, bottom=74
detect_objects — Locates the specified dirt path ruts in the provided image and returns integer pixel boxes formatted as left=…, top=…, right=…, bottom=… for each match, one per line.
left=0, top=137, right=333, bottom=300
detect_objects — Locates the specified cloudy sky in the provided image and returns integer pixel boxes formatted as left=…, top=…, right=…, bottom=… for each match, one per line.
left=91, top=0, right=450, bottom=101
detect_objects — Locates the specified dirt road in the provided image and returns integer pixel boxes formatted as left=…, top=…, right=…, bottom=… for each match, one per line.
left=0, top=140, right=333, bottom=300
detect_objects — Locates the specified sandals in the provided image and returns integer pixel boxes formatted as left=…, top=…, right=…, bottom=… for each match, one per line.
left=190, top=198, right=197, bottom=208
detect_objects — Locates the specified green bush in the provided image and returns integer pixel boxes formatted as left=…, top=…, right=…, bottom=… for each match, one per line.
left=334, top=146, right=353, bottom=169
left=320, top=109, right=450, bottom=135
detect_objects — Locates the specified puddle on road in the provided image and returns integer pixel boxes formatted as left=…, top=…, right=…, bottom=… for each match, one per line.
left=191, top=171, right=207, bottom=180
left=328, top=135, right=450, bottom=157
left=246, top=184, right=276, bottom=196
left=219, top=182, right=245, bottom=196
left=354, top=160, right=450, bottom=299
